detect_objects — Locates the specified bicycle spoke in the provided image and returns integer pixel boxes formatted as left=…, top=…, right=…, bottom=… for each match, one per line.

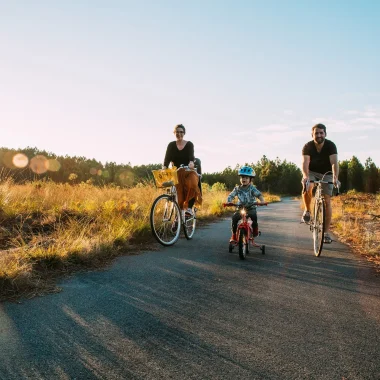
left=150, top=195, right=181, bottom=246
left=313, top=198, right=325, bottom=256
left=183, top=211, right=196, bottom=240
left=238, top=230, right=247, bottom=260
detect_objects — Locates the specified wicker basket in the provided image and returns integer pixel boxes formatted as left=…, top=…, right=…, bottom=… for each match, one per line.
left=152, top=167, right=179, bottom=188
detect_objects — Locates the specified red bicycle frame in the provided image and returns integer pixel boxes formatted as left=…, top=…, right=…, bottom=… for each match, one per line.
left=223, top=202, right=268, bottom=259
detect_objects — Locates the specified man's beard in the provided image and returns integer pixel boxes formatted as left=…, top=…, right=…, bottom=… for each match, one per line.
left=315, top=136, right=325, bottom=144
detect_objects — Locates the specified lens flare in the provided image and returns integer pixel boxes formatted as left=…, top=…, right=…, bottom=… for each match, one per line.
left=119, top=171, right=134, bottom=186
left=47, top=159, right=61, bottom=172
left=2, top=151, right=16, bottom=169
left=30, top=155, right=48, bottom=174
left=90, top=167, right=98, bottom=175
left=12, top=153, right=29, bottom=168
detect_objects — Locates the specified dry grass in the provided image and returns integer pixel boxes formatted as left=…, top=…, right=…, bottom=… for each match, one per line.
left=330, top=191, right=380, bottom=270
left=0, top=179, right=279, bottom=300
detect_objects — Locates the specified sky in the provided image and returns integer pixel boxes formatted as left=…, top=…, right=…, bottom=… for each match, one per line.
left=1, top=0, right=379, bottom=174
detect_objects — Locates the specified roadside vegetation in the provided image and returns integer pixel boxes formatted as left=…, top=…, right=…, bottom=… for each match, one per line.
left=330, top=191, right=380, bottom=270
left=0, top=179, right=279, bottom=300
left=1, top=146, right=379, bottom=300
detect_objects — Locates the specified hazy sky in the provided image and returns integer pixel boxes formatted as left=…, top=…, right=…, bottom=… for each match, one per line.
left=1, top=1, right=379, bottom=173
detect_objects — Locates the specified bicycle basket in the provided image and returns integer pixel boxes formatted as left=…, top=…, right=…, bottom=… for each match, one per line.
left=152, top=167, right=179, bottom=188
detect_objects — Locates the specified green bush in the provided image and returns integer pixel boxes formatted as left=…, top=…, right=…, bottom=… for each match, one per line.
left=211, top=182, right=227, bottom=192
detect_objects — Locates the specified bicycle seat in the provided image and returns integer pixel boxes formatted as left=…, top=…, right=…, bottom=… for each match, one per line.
left=162, top=181, right=175, bottom=187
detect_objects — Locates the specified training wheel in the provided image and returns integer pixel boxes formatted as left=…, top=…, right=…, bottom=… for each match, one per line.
left=260, top=245, right=266, bottom=255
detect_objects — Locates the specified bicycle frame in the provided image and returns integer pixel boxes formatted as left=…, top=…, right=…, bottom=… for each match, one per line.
left=223, top=202, right=268, bottom=259
left=304, top=176, right=338, bottom=256
left=150, top=166, right=198, bottom=246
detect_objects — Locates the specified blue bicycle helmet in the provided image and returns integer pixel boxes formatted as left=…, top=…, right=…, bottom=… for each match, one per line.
left=238, top=165, right=256, bottom=177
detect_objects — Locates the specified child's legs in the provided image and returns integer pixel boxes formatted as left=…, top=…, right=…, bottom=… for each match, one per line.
left=247, top=210, right=258, bottom=228
left=231, top=211, right=241, bottom=233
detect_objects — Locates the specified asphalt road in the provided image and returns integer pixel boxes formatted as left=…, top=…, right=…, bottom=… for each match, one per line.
left=0, top=198, right=379, bottom=380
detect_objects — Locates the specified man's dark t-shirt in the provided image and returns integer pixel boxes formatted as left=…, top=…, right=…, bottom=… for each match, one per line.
left=164, top=141, right=195, bottom=168
left=302, top=139, right=337, bottom=174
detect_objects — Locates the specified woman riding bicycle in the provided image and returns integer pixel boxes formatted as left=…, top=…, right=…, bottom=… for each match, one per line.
left=227, top=166, right=265, bottom=242
left=163, top=124, right=202, bottom=214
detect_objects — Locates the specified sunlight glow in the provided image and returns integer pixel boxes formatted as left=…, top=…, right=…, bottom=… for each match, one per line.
left=119, top=171, right=134, bottom=186
left=12, top=153, right=29, bottom=168
left=2, top=151, right=16, bottom=169
left=30, top=155, right=48, bottom=174
left=47, top=159, right=61, bottom=172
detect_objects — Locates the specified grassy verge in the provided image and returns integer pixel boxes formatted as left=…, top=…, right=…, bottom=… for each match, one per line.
left=330, top=191, right=380, bottom=270
left=0, top=180, right=280, bottom=300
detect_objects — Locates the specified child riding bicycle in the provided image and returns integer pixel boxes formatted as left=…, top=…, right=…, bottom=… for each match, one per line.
left=227, top=166, right=266, bottom=242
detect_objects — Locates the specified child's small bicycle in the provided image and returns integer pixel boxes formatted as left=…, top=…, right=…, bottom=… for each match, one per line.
left=223, top=202, right=268, bottom=260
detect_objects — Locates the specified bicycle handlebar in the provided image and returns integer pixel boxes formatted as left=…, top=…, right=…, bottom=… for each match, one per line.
left=302, top=180, right=340, bottom=195
left=223, top=202, right=268, bottom=207
left=309, top=180, right=334, bottom=184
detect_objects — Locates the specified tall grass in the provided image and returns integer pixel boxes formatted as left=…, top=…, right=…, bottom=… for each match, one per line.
left=0, top=179, right=279, bottom=299
left=331, top=191, right=380, bottom=265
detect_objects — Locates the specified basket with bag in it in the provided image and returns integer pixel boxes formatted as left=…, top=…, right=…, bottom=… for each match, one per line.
left=152, top=167, right=179, bottom=188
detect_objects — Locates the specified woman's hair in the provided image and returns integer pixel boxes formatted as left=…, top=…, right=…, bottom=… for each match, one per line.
left=173, top=124, right=186, bottom=134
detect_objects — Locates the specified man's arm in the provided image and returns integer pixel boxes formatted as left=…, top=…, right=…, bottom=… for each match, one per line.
left=329, top=154, right=340, bottom=187
left=301, top=155, right=310, bottom=184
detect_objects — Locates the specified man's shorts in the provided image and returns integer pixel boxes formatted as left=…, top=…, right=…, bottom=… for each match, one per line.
left=308, top=171, right=334, bottom=196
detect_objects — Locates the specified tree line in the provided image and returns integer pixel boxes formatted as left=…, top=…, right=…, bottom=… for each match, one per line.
left=1, top=147, right=379, bottom=195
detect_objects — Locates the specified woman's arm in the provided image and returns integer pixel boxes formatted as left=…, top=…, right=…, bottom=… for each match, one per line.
left=188, top=142, right=195, bottom=168
left=163, top=142, right=173, bottom=168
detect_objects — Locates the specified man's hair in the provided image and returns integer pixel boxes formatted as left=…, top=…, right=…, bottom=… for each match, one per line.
left=312, top=123, right=326, bottom=134
left=173, top=124, right=186, bottom=134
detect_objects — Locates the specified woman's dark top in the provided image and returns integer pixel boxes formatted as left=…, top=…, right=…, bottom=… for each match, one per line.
left=164, top=141, right=195, bottom=168
left=302, top=139, right=337, bottom=174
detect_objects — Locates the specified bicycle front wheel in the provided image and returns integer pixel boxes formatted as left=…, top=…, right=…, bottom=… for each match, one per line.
left=238, top=229, right=248, bottom=260
left=313, top=198, right=325, bottom=256
left=150, top=194, right=181, bottom=246
left=183, top=211, right=196, bottom=240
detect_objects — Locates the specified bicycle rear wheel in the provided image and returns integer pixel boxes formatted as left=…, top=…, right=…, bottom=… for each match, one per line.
left=238, top=229, right=248, bottom=260
left=150, top=194, right=181, bottom=246
left=183, top=210, right=196, bottom=240
left=313, top=198, right=325, bottom=256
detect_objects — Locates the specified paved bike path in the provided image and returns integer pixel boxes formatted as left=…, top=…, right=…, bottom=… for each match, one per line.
left=0, top=198, right=379, bottom=379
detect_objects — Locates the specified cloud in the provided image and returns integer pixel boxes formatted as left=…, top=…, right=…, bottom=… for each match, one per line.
left=257, top=124, right=289, bottom=132
left=348, top=135, right=368, bottom=140
left=311, top=116, right=378, bottom=132
left=363, top=111, right=377, bottom=117
left=231, top=130, right=255, bottom=137
left=351, top=117, right=380, bottom=125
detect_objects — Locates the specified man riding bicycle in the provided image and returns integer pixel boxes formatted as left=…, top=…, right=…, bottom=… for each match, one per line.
left=301, top=123, right=340, bottom=244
